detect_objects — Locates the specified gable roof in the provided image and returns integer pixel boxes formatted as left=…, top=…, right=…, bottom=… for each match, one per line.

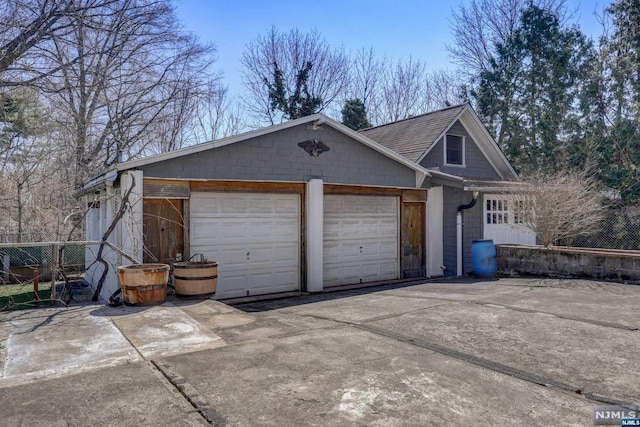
left=113, top=113, right=431, bottom=187
left=360, top=104, right=467, bottom=163
left=360, top=103, right=518, bottom=180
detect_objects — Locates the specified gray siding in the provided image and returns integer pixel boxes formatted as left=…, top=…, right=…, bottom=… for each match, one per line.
left=442, top=186, right=483, bottom=276
left=140, top=124, right=416, bottom=187
left=420, top=120, right=501, bottom=179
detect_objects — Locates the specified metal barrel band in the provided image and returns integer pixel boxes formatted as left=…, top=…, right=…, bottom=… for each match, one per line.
left=174, top=275, right=218, bottom=281
left=121, top=283, right=166, bottom=291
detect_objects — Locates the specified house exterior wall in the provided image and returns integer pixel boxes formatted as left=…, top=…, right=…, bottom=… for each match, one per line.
left=442, top=186, right=483, bottom=275
left=420, top=120, right=501, bottom=179
left=139, top=124, right=417, bottom=188
left=463, top=193, right=483, bottom=272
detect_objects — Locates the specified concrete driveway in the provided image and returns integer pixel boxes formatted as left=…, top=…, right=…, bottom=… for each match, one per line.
left=0, top=277, right=638, bottom=426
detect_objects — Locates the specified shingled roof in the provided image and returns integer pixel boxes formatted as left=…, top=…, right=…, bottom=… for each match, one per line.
left=360, top=103, right=468, bottom=162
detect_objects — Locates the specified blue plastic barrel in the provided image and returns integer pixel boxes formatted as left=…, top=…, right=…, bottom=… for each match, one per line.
left=472, top=240, right=497, bottom=278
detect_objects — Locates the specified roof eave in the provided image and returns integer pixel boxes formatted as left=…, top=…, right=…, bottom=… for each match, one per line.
left=116, top=114, right=327, bottom=171
left=111, top=113, right=430, bottom=188
left=427, top=169, right=465, bottom=188
left=462, top=107, right=519, bottom=180
left=321, top=116, right=432, bottom=180
left=75, top=168, right=118, bottom=197
left=415, top=104, right=469, bottom=164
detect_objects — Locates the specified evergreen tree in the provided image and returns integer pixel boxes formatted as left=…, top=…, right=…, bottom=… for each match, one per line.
left=474, top=5, right=591, bottom=175
left=586, top=0, right=640, bottom=202
left=603, top=0, right=640, bottom=121
left=265, top=61, right=323, bottom=120
left=341, top=98, right=371, bottom=130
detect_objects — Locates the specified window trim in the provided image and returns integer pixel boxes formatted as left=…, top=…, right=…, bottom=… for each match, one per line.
left=484, top=196, right=526, bottom=226
left=443, top=134, right=466, bottom=167
left=485, top=197, right=510, bottom=225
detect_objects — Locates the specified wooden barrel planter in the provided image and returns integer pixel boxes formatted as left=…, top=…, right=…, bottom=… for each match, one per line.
left=116, top=264, right=169, bottom=306
left=174, top=261, right=218, bottom=297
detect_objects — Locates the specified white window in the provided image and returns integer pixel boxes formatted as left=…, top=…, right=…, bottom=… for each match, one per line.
left=486, top=198, right=509, bottom=225
left=483, top=194, right=537, bottom=245
left=444, top=134, right=465, bottom=166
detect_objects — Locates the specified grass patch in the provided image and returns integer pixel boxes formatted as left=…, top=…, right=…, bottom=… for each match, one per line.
left=0, top=282, right=52, bottom=311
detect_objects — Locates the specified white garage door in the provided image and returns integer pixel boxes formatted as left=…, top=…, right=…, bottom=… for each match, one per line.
left=323, top=194, right=399, bottom=287
left=190, top=192, right=300, bottom=299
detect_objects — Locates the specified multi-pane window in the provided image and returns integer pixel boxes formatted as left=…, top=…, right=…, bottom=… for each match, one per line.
left=486, top=199, right=508, bottom=224
left=486, top=198, right=526, bottom=225
left=512, top=200, right=525, bottom=224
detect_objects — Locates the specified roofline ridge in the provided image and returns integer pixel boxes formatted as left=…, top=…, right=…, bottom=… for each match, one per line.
left=359, top=102, right=469, bottom=132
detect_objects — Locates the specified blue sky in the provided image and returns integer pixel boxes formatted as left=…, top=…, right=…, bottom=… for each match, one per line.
left=175, top=0, right=612, bottom=98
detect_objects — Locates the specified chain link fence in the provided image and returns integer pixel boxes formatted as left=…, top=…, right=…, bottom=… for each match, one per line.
left=0, top=231, right=91, bottom=310
left=573, top=205, right=640, bottom=250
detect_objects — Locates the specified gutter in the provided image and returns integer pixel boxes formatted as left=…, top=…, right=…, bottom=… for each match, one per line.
left=456, top=191, right=479, bottom=276
left=75, top=168, right=118, bottom=197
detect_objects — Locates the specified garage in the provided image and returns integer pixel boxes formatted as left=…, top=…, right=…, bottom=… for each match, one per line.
left=190, top=192, right=300, bottom=299
left=323, top=194, right=400, bottom=287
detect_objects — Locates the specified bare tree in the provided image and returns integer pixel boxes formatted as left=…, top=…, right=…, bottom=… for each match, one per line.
left=378, top=56, right=427, bottom=123
left=36, top=0, right=218, bottom=185
left=448, top=0, right=570, bottom=77
left=0, top=87, right=75, bottom=241
left=0, top=0, right=123, bottom=85
left=505, top=170, right=606, bottom=246
left=344, top=47, right=386, bottom=124
left=187, top=81, right=244, bottom=144
left=240, top=27, right=349, bottom=126
left=423, top=69, right=467, bottom=110
left=346, top=49, right=465, bottom=126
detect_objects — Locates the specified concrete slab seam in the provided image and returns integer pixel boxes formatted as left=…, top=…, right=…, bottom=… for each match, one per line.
left=372, top=293, right=638, bottom=332
left=104, top=311, right=147, bottom=361
left=298, top=312, right=635, bottom=409
left=354, top=322, right=637, bottom=409
left=465, top=300, right=639, bottom=331
left=103, top=308, right=223, bottom=425
left=357, top=303, right=451, bottom=324
left=152, top=359, right=226, bottom=427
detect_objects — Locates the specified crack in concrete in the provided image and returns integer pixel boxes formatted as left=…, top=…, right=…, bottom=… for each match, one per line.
left=152, top=359, right=226, bottom=427
left=377, top=292, right=638, bottom=331
left=355, top=322, right=637, bottom=408
left=357, top=303, right=450, bottom=324
left=299, top=312, right=636, bottom=409
left=463, top=300, right=639, bottom=331
left=104, top=310, right=222, bottom=426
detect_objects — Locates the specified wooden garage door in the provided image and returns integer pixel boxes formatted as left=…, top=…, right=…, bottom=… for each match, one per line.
left=323, top=194, right=399, bottom=287
left=190, top=192, right=300, bottom=299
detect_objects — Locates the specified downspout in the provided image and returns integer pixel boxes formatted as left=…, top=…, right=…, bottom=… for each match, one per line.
left=456, top=191, right=479, bottom=276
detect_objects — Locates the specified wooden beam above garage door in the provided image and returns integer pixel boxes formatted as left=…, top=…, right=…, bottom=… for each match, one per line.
left=324, top=184, right=402, bottom=196
left=190, top=180, right=304, bottom=194
left=143, top=179, right=190, bottom=198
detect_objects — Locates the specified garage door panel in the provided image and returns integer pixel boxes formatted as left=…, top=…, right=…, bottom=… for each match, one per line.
left=380, top=219, right=398, bottom=235
left=192, top=218, right=297, bottom=245
left=326, top=242, right=360, bottom=262
left=323, top=243, right=341, bottom=259
left=380, top=240, right=398, bottom=255
left=190, top=192, right=300, bottom=299
left=323, top=194, right=399, bottom=288
left=217, top=247, right=247, bottom=267
left=324, top=264, right=360, bottom=283
left=361, top=220, right=382, bottom=236
left=361, top=242, right=383, bottom=257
